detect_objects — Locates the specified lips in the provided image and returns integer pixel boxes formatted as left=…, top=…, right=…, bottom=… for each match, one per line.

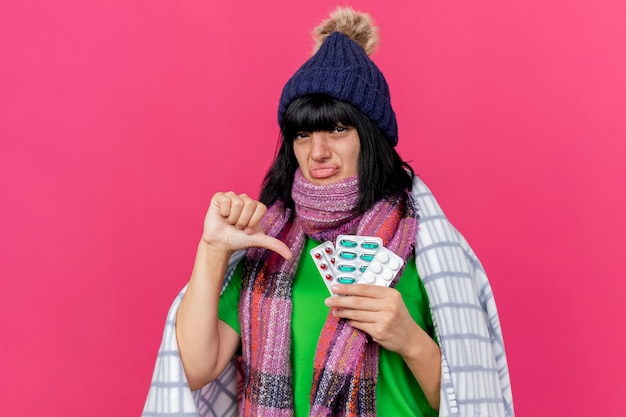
left=309, top=166, right=340, bottom=179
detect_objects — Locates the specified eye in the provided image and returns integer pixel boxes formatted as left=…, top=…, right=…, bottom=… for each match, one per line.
left=294, top=132, right=310, bottom=140
left=332, top=126, right=348, bottom=133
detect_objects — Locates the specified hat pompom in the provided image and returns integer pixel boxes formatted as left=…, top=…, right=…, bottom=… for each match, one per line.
left=312, top=6, right=379, bottom=55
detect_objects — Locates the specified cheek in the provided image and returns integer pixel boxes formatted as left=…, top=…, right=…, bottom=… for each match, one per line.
left=292, top=146, right=310, bottom=172
left=349, top=156, right=360, bottom=175
left=347, top=145, right=361, bottom=174
left=292, top=146, right=305, bottom=163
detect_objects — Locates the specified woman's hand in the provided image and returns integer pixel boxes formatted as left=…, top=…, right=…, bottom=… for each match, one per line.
left=325, top=283, right=441, bottom=410
left=324, top=284, right=420, bottom=355
left=177, top=192, right=291, bottom=390
left=202, top=192, right=292, bottom=260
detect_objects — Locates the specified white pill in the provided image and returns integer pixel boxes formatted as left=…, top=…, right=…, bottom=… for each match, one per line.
left=382, top=269, right=393, bottom=281
left=389, top=259, right=401, bottom=270
left=362, top=272, right=376, bottom=283
left=370, top=262, right=383, bottom=274
left=377, top=252, right=389, bottom=263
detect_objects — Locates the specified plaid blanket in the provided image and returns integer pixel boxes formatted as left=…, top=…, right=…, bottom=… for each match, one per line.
left=142, top=177, right=515, bottom=417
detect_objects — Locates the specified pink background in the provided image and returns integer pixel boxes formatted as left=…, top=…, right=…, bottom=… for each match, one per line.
left=1, top=0, right=625, bottom=416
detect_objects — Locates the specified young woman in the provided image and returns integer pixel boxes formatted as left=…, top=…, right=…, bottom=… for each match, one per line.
left=143, top=7, right=514, bottom=417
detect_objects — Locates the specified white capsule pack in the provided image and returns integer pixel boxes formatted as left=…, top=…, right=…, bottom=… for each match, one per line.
left=310, top=235, right=405, bottom=296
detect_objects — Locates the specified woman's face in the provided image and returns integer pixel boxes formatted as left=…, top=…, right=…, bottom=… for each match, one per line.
left=293, top=125, right=360, bottom=185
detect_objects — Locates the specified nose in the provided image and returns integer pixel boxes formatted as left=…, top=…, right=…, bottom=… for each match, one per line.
left=310, top=132, right=331, bottom=161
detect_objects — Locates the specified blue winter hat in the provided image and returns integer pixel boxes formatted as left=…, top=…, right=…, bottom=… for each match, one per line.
left=277, top=8, right=398, bottom=146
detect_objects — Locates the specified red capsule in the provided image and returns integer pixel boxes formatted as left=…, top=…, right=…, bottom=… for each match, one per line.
left=314, top=252, right=322, bottom=259
left=325, top=247, right=333, bottom=254
left=325, top=274, right=333, bottom=281
left=320, top=263, right=327, bottom=270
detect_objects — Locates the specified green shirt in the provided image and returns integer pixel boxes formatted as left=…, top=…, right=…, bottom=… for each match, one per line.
left=218, top=238, right=437, bottom=417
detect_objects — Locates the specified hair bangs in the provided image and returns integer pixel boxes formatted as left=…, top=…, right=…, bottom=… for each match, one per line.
left=281, top=94, right=358, bottom=140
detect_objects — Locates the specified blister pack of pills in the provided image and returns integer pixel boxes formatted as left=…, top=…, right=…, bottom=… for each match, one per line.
left=334, top=235, right=382, bottom=285
left=359, top=246, right=404, bottom=287
left=310, top=235, right=405, bottom=296
left=309, top=241, right=336, bottom=285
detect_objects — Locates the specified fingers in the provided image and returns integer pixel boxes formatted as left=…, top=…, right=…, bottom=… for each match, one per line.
left=208, top=192, right=292, bottom=260
left=325, top=286, right=412, bottom=351
left=246, top=200, right=268, bottom=234
left=214, top=192, right=266, bottom=231
left=324, top=285, right=384, bottom=321
left=324, top=285, right=401, bottom=320
left=330, top=283, right=390, bottom=299
left=332, top=307, right=379, bottom=324
left=250, top=234, right=293, bottom=260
